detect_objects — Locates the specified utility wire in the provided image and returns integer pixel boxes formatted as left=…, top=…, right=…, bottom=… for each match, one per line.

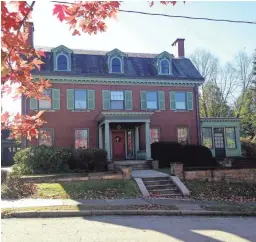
left=50, top=1, right=256, bottom=25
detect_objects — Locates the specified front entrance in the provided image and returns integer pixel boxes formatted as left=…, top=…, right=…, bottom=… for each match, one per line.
left=213, top=128, right=226, bottom=158
left=112, top=130, right=126, bottom=160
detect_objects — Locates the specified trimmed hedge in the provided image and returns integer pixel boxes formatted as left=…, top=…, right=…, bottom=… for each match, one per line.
left=13, top=146, right=108, bottom=175
left=151, top=141, right=216, bottom=168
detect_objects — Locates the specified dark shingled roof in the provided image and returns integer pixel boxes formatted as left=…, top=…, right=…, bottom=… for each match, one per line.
left=33, top=46, right=204, bottom=81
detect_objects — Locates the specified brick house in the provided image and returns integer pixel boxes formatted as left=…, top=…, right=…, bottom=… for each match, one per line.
left=22, top=23, right=242, bottom=164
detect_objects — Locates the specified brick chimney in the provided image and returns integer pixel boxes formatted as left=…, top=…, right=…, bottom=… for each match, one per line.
left=24, top=22, right=34, bottom=47
left=172, top=38, right=185, bottom=58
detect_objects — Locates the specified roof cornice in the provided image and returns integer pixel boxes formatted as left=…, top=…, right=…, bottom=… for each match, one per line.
left=32, top=75, right=204, bottom=86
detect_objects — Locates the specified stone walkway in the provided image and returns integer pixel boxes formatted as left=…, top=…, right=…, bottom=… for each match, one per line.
left=132, top=169, right=169, bottom=178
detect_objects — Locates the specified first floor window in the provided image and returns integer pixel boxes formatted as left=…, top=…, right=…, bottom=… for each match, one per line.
left=202, top=128, right=213, bottom=148
left=175, top=92, right=186, bottom=110
left=150, top=128, right=160, bottom=144
left=75, top=90, right=87, bottom=109
left=146, top=91, right=158, bottom=109
left=110, top=91, right=124, bottom=109
left=75, top=129, right=89, bottom=149
left=177, top=127, right=189, bottom=144
left=39, top=129, right=53, bottom=146
left=39, top=89, right=52, bottom=109
left=225, top=127, right=236, bottom=148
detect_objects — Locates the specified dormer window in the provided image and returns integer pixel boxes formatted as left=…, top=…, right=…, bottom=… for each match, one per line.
left=52, top=45, right=72, bottom=72
left=111, top=57, right=121, bottom=73
left=57, top=54, right=68, bottom=71
left=106, top=49, right=125, bottom=74
left=160, top=59, right=170, bottom=75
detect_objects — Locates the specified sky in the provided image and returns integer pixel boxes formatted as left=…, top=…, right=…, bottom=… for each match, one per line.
left=2, top=1, right=256, bottom=114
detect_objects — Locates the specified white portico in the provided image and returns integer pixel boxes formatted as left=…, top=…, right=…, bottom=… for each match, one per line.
left=97, top=112, right=153, bottom=161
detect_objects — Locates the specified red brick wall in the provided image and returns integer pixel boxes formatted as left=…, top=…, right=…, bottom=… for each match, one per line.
left=184, top=169, right=256, bottom=184
left=23, top=83, right=198, bottom=148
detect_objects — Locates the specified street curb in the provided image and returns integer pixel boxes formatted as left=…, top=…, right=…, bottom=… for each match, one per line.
left=2, top=210, right=256, bottom=219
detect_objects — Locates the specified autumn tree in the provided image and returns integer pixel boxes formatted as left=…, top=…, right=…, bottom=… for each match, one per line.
left=1, top=1, right=177, bottom=140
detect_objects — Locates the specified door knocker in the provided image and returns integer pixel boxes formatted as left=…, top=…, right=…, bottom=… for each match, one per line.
left=115, top=136, right=121, bottom=143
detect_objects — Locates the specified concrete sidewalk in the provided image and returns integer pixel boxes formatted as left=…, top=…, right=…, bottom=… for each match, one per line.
left=2, top=198, right=256, bottom=210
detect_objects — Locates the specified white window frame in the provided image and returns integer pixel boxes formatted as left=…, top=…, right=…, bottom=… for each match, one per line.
left=146, top=91, right=158, bottom=110
left=110, top=91, right=124, bottom=110
left=110, top=56, right=123, bottom=74
left=159, top=58, right=171, bottom=75
left=175, top=92, right=187, bottom=110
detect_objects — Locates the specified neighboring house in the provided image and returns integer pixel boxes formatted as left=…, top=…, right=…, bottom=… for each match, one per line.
left=21, top=23, right=241, bottom=161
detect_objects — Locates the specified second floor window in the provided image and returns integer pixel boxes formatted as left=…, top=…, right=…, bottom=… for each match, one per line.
left=75, top=90, right=87, bottom=109
left=160, top=59, right=170, bottom=74
left=111, top=57, right=121, bottom=73
left=39, top=89, right=52, bottom=109
left=175, top=92, right=186, bottom=110
left=146, top=91, right=158, bottom=109
left=57, top=54, right=68, bottom=71
left=110, top=91, right=124, bottom=109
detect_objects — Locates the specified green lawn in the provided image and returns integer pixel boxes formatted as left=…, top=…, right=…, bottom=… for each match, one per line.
left=35, top=180, right=141, bottom=199
left=185, top=180, right=256, bottom=203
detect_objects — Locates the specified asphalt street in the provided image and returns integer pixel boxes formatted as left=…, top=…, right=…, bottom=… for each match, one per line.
left=2, top=216, right=256, bottom=242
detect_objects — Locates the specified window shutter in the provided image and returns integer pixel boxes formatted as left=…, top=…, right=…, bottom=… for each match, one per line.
left=67, top=89, right=74, bottom=110
left=30, top=98, right=38, bottom=110
left=102, top=90, right=110, bottom=110
left=87, top=90, right=95, bottom=110
left=158, top=91, right=165, bottom=110
left=125, top=90, right=133, bottom=110
left=52, top=89, right=60, bottom=110
left=187, top=92, right=193, bottom=110
left=140, top=91, right=147, bottom=110
left=170, top=92, right=176, bottom=110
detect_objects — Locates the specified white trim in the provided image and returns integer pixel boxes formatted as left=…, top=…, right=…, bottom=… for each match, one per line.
left=109, top=56, right=124, bottom=74
left=159, top=58, right=171, bottom=75
left=32, top=75, right=203, bottom=86
left=55, top=52, right=71, bottom=71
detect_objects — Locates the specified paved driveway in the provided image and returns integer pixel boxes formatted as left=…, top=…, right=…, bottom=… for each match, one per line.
left=2, top=216, right=256, bottom=242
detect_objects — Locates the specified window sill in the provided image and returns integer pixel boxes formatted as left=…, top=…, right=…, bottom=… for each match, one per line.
left=227, top=147, right=237, bottom=150
left=71, top=110, right=91, bottom=112
left=33, top=110, right=56, bottom=112
left=173, top=110, right=192, bottom=112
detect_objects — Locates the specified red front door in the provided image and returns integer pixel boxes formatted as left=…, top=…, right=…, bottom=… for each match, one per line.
left=112, top=130, right=126, bottom=160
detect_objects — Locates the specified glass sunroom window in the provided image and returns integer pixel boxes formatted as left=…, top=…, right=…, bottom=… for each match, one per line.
left=202, top=128, right=213, bottom=148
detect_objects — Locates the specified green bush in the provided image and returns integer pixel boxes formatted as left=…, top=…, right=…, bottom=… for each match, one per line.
left=1, top=172, right=36, bottom=199
left=241, top=138, right=256, bottom=158
left=13, top=146, right=71, bottom=174
left=1, top=170, right=8, bottom=184
left=69, top=148, right=107, bottom=172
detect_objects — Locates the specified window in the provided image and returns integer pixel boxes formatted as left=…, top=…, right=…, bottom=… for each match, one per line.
left=177, top=127, right=189, bottom=144
left=146, top=91, right=158, bottom=109
left=110, top=91, right=124, bottom=109
left=74, top=90, right=87, bottom=109
left=57, top=54, right=68, bottom=71
left=202, top=128, right=213, bottom=148
left=150, top=128, right=160, bottom=144
left=38, top=129, right=53, bottom=146
left=111, top=57, right=121, bottom=73
left=39, top=89, right=52, bottom=109
left=175, top=92, right=186, bottom=110
left=160, top=59, right=170, bottom=74
left=226, top=127, right=236, bottom=148
left=75, top=129, right=88, bottom=149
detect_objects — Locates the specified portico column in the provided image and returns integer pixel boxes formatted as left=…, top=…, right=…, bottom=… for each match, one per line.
left=135, top=126, right=139, bottom=159
left=104, top=121, right=111, bottom=161
left=145, top=121, right=151, bottom=160
left=99, top=126, right=103, bottom=149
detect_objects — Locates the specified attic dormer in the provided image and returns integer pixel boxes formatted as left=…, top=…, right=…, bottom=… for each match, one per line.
left=52, top=45, right=73, bottom=71
left=106, top=48, right=126, bottom=74
left=152, top=51, right=174, bottom=75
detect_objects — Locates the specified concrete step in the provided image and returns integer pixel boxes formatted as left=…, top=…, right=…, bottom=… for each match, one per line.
left=143, top=180, right=173, bottom=186
left=146, top=185, right=177, bottom=190
left=142, top=177, right=170, bottom=181
left=150, top=193, right=182, bottom=197
left=148, top=188, right=178, bottom=193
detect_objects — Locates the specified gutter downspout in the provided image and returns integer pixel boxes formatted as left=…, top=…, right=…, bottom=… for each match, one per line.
left=194, top=86, right=201, bottom=145
left=24, top=95, right=27, bottom=148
